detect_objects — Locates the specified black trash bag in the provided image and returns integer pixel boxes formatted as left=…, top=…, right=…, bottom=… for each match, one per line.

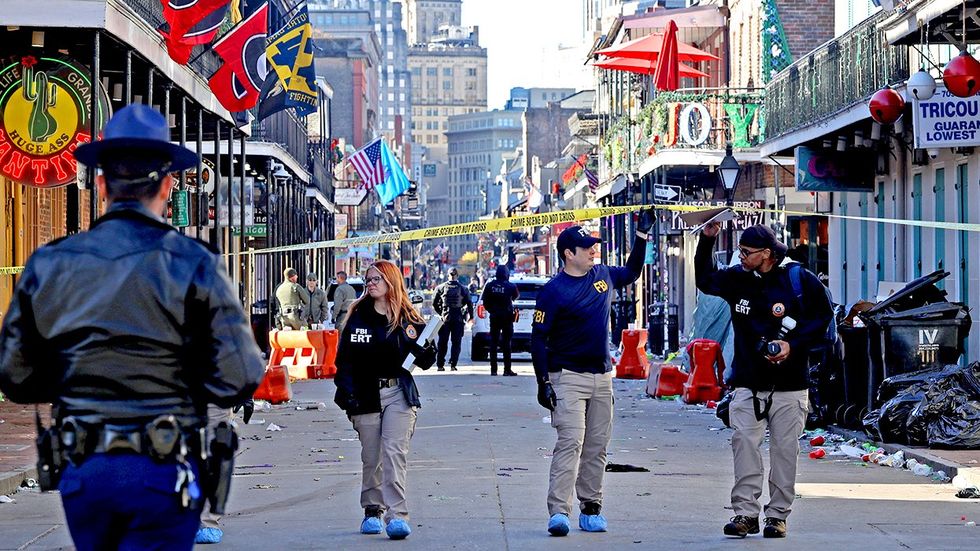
left=877, top=385, right=929, bottom=444
left=877, top=365, right=957, bottom=405
left=862, top=408, right=884, bottom=442
left=926, top=396, right=980, bottom=449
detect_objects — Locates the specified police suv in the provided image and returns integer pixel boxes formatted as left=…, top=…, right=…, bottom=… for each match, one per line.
left=470, top=274, right=550, bottom=361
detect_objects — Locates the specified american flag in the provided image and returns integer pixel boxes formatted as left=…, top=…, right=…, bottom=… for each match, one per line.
left=585, top=167, right=599, bottom=192
left=348, top=138, right=384, bottom=191
left=572, top=155, right=600, bottom=192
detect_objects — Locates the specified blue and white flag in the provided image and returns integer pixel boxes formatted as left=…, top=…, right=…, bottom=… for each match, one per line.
left=377, top=141, right=410, bottom=205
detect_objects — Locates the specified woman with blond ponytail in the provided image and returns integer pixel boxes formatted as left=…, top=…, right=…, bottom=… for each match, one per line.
left=333, top=260, right=437, bottom=540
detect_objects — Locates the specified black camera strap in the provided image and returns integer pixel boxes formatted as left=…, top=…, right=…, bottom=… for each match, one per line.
left=751, top=389, right=774, bottom=421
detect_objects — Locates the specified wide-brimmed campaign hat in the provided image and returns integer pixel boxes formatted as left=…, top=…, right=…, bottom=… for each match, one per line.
left=74, top=104, right=198, bottom=171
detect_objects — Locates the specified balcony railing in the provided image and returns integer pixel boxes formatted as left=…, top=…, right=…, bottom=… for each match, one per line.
left=250, top=110, right=310, bottom=168
left=764, top=10, right=909, bottom=142
left=601, top=88, right=764, bottom=175
left=120, top=0, right=221, bottom=79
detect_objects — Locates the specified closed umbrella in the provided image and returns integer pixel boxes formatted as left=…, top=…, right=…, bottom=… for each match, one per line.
left=654, top=20, right=680, bottom=91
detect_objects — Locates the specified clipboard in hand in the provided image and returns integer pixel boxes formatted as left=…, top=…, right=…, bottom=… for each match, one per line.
left=680, top=207, right=735, bottom=234
left=402, top=315, right=443, bottom=372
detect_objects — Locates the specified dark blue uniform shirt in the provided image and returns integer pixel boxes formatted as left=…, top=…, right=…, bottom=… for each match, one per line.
left=531, top=235, right=645, bottom=382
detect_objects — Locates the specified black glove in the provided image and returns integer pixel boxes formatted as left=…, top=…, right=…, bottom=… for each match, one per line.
left=334, top=390, right=359, bottom=413
left=537, top=381, right=557, bottom=411
left=233, top=398, right=254, bottom=424
left=411, top=341, right=438, bottom=371
left=636, top=207, right=655, bottom=235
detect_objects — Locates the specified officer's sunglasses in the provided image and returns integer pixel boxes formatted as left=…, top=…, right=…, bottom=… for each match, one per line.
left=738, top=247, right=765, bottom=258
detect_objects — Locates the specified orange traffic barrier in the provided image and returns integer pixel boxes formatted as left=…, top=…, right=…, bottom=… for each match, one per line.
left=682, top=338, right=726, bottom=404
left=254, top=364, right=292, bottom=404
left=267, top=329, right=339, bottom=380
left=615, top=329, right=650, bottom=379
left=646, top=363, right=688, bottom=398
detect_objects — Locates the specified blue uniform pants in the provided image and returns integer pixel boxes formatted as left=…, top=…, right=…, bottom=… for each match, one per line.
left=437, top=318, right=465, bottom=368
left=58, top=453, right=202, bottom=551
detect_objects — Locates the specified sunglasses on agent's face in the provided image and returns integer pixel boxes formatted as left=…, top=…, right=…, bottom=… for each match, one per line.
left=738, top=246, right=766, bottom=258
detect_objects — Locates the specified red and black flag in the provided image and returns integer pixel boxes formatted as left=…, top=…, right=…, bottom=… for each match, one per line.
left=158, top=0, right=231, bottom=65
left=208, top=2, right=269, bottom=113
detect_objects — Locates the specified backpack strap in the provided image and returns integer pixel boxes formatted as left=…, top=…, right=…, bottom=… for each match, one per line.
left=788, top=262, right=804, bottom=305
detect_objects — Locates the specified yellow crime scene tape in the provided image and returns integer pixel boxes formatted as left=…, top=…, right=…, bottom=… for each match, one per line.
left=4, top=202, right=980, bottom=274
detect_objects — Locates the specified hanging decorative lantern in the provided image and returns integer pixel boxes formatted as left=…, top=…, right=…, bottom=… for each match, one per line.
left=943, top=50, right=980, bottom=98
left=907, top=69, right=937, bottom=101
left=868, top=87, right=906, bottom=125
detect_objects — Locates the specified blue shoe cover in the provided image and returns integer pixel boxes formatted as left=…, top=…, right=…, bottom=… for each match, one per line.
left=360, top=515, right=383, bottom=534
left=195, top=527, right=223, bottom=544
left=548, top=513, right=570, bottom=536
left=579, top=513, right=608, bottom=532
left=386, top=518, right=412, bottom=539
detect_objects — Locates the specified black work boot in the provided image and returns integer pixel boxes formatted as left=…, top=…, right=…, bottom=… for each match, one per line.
left=723, top=515, right=759, bottom=538
left=437, top=365, right=445, bottom=372
left=763, top=518, right=787, bottom=538
left=450, top=365, right=458, bottom=371
left=503, top=369, right=517, bottom=376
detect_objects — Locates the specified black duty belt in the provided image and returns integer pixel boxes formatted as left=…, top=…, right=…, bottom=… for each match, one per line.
left=379, top=378, right=400, bottom=389
left=59, top=415, right=205, bottom=464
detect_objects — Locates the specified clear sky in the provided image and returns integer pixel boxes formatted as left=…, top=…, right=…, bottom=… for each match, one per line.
left=461, top=0, right=594, bottom=109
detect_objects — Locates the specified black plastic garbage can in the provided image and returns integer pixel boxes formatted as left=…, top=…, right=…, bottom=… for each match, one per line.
left=647, top=302, right=679, bottom=356
left=648, top=302, right=665, bottom=355
left=878, top=302, right=971, bottom=378
left=838, top=325, right=871, bottom=428
left=251, top=299, right=270, bottom=354
left=860, top=270, right=953, bottom=410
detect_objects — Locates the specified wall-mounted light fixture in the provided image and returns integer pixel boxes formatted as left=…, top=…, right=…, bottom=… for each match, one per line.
left=31, top=31, right=44, bottom=48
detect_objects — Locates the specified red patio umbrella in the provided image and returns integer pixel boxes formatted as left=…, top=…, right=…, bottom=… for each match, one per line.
left=654, top=20, right=680, bottom=91
left=594, top=30, right=719, bottom=63
left=593, top=56, right=709, bottom=80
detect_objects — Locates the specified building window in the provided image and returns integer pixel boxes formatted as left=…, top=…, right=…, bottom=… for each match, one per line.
left=443, top=81, right=452, bottom=90
left=427, top=67, right=437, bottom=76
left=443, top=67, right=453, bottom=76
left=467, top=68, right=477, bottom=76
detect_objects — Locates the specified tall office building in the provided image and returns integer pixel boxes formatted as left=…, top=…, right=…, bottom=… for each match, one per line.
left=443, top=110, right=522, bottom=258
left=405, top=0, right=462, bottom=45
left=407, top=25, right=487, bottom=161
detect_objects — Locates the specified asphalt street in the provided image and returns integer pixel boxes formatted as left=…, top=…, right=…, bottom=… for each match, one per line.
left=2, top=339, right=980, bottom=549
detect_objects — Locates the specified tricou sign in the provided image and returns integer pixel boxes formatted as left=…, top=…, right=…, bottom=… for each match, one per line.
left=913, top=86, right=980, bottom=148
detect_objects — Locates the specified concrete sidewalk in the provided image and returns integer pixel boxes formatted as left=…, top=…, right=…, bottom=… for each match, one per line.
left=3, top=363, right=980, bottom=549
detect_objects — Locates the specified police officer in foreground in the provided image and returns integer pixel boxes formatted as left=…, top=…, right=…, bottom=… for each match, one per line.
left=481, top=265, right=520, bottom=376
left=276, top=267, right=310, bottom=329
left=306, top=273, right=329, bottom=328
left=432, top=267, right=473, bottom=371
left=695, top=223, right=832, bottom=539
left=531, top=212, right=651, bottom=537
left=0, top=104, right=265, bottom=551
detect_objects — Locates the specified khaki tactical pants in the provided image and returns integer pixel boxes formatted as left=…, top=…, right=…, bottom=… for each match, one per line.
left=548, top=369, right=614, bottom=516
left=351, top=386, right=417, bottom=522
left=729, top=387, right=808, bottom=520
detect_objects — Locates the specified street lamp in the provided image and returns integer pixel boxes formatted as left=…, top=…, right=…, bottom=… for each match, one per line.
left=717, top=143, right=741, bottom=260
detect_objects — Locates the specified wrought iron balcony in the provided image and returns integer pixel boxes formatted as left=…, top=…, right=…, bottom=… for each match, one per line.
left=120, top=0, right=221, bottom=79
left=250, top=110, right=310, bottom=170
left=764, top=10, right=909, bottom=142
